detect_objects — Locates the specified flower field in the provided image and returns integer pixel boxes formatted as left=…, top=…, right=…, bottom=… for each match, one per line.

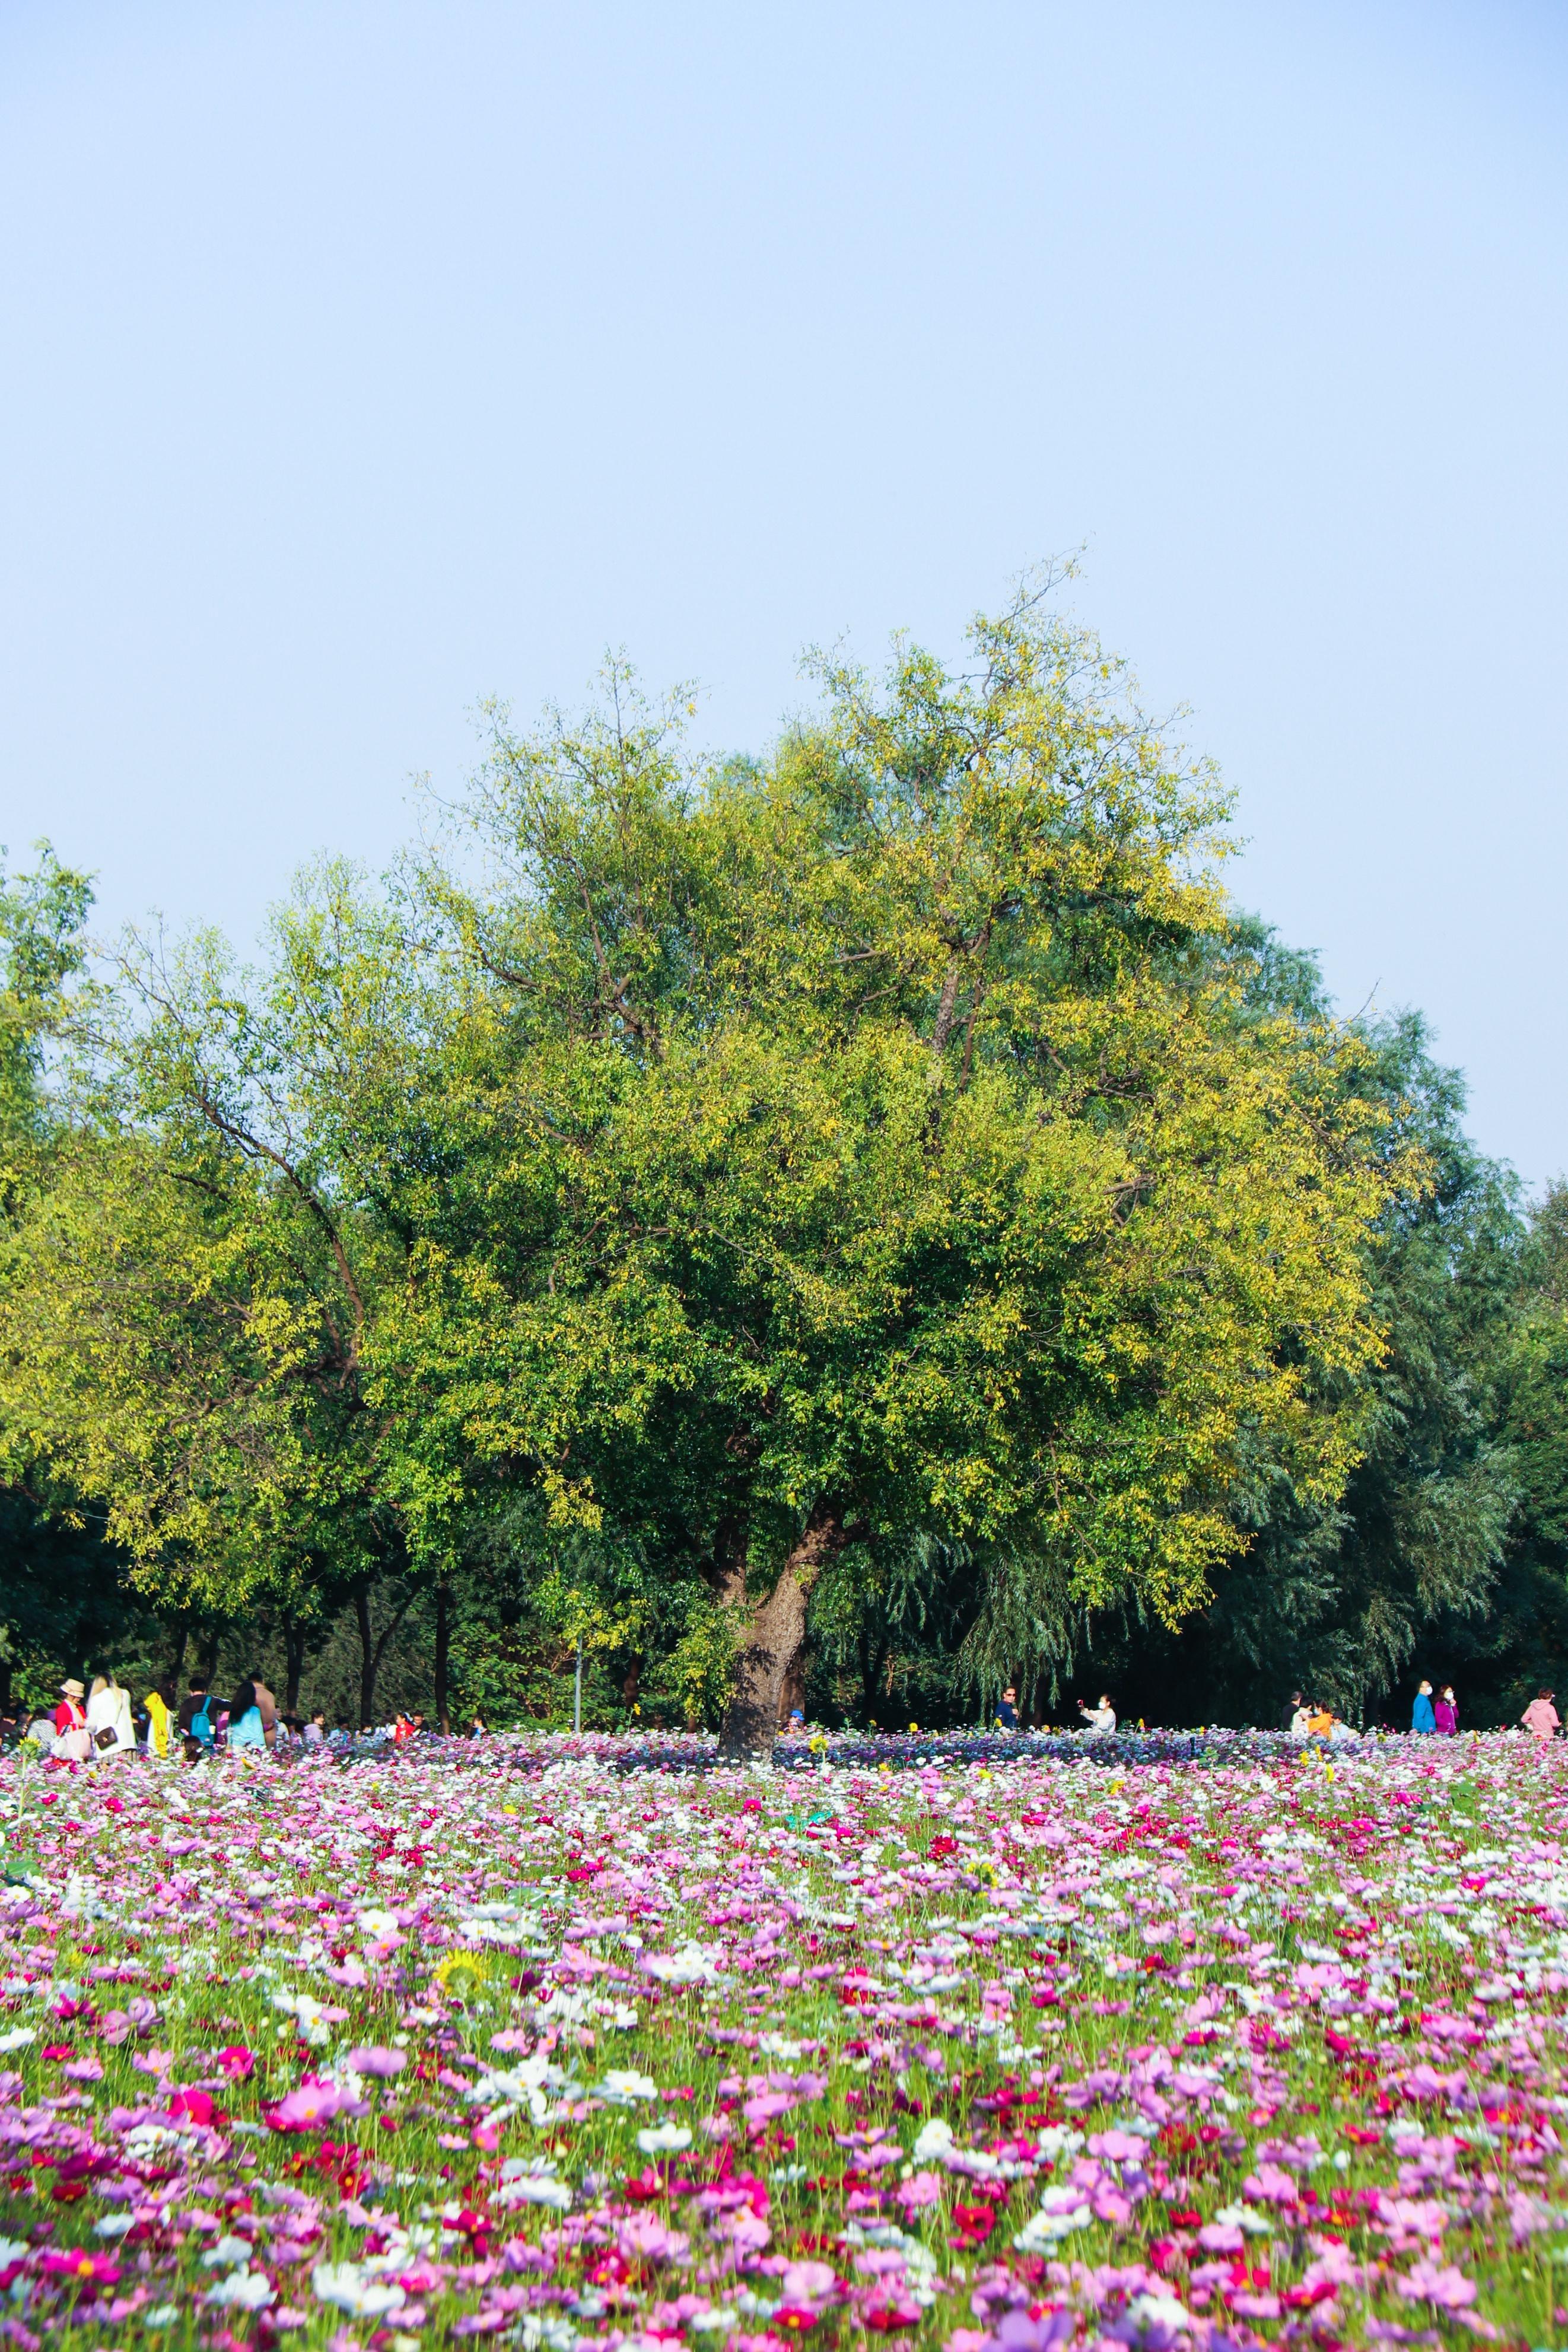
left=1, top=1737, right=1567, bottom=2352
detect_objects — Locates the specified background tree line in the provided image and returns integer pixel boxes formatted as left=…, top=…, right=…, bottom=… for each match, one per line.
left=2, top=580, right=1563, bottom=1740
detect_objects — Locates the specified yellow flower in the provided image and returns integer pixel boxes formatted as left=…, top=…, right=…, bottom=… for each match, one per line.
left=434, top=1947, right=489, bottom=1990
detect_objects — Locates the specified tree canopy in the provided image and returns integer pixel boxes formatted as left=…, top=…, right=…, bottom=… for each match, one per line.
left=0, top=583, right=1557, bottom=1737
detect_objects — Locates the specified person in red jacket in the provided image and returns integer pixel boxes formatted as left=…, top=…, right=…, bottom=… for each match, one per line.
left=52, top=1679, right=90, bottom=1760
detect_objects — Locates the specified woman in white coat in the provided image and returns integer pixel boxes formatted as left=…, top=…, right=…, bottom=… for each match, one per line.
left=85, top=1673, right=136, bottom=1761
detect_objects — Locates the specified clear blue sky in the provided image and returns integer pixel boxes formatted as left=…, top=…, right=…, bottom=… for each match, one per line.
left=3, top=2, right=1565, bottom=1180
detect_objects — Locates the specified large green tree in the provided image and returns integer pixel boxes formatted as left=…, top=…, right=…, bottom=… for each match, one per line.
left=386, top=586, right=1405, bottom=1751
left=0, top=589, right=1429, bottom=1748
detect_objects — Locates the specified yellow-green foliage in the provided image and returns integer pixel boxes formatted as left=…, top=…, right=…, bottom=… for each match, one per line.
left=0, top=584, right=1419, bottom=1639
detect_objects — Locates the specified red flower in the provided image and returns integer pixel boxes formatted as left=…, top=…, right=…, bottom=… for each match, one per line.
left=863, top=2299, right=922, bottom=2332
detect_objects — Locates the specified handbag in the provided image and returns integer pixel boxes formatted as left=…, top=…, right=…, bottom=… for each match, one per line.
left=94, top=1725, right=117, bottom=1752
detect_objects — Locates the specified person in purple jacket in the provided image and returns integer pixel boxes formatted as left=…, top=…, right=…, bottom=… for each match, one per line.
left=1434, top=1685, right=1458, bottom=1734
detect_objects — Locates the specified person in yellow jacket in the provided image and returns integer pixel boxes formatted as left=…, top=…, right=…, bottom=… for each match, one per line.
left=143, top=1679, right=176, bottom=1760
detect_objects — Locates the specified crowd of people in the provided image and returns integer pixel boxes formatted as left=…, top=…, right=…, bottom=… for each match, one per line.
left=9, top=1668, right=1568, bottom=1760
left=5, top=1674, right=494, bottom=1764
left=17, top=1671, right=334, bottom=1763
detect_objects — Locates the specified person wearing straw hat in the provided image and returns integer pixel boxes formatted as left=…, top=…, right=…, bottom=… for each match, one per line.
left=52, top=1679, right=90, bottom=1762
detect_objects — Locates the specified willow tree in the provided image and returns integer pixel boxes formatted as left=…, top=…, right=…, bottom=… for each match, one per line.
left=393, top=579, right=1408, bottom=1753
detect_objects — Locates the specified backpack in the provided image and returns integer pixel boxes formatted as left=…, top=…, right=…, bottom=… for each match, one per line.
left=190, top=1696, right=215, bottom=1747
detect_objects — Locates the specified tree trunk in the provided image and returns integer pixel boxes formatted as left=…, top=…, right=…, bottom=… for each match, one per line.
left=718, top=1502, right=847, bottom=1761
left=931, top=957, right=963, bottom=1057
left=354, top=1584, right=377, bottom=1728
left=706, top=1513, right=749, bottom=1608
left=196, top=1625, right=221, bottom=1690
left=434, top=1578, right=451, bottom=1734
left=355, top=1579, right=416, bottom=1729
left=779, top=1642, right=808, bottom=1727
left=858, top=1624, right=889, bottom=1730
left=164, top=1620, right=189, bottom=1692
left=283, top=1616, right=307, bottom=1714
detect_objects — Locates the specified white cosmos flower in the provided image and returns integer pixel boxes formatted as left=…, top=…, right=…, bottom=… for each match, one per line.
left=1126, top=2296, right=1193, bottom=2334
left=599, top=2068, right=660, bottom=2105
left=636, top=2121, right=694, bottom=2154
left=313, top=2262, right=408, bottom=2317
left=498, top=2173, right=573, bottom=2211
left=645, top=1943, right=720, bottom=1986
left=0, top=2029, right=35, bottom=2054
left=1214, top=2202, right=1274, bottom=2236
left=207, top=2269, right=275, bottom=2310
left=1014, top=2193, right=1093, bottom=2249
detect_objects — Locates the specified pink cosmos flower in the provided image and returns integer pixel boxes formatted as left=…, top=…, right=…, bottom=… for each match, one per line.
left=38, top=2248, right=122, bottom=2287
left=268, top=2081, right=350, bottom=2131
left=1397, top=2261, right=1479, bottom=2310
left=345, top=2045, right=406, bottom=2077
left=616, top=2213, right=691, bottom=2264
left=743, top=2090, right=795, bottom=2127
left=218, top=2044, right=256, bottom=2079
left=166, top=2086, right=215, bottom=2127
left=895, top=2172, right=944, bottom=2210
left=782, top=2261, right=838, bottom=2303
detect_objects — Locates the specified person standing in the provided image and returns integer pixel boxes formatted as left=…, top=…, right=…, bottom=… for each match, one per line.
left=52, top=1678, right=90, bottom=1762
left=248, top=1671, right=279, bottom=1749
left=178, top=1680, right=218, bottom=1762
left=1077, top=1694, right=1117, bottom=1734
left=1434, top=1685, right=1458, bottom=1735
left=143, top=1680, right=176, bottom=1760
left=1283, top=1690, right=1305, bottom=1731
left=1522, top=1689, right=1560, bottom=1743
left=227, top=1680, right=266, bottom=1755
left=1411, top=1680, right=1437, bottom=1734
left=997, top=1686, right=1019, bottom=1729
left=86, top=1672, right=135, bottom=1759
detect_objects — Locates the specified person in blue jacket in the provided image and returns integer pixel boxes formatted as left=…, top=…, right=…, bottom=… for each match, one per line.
left=1411, top=1679, right=1437, bottom=1733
